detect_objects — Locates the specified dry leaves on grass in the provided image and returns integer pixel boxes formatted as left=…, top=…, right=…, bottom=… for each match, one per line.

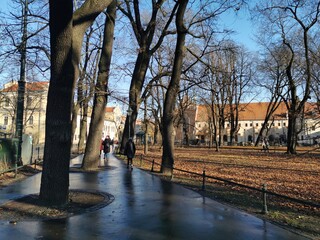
left=138, top=147, right=320, bottom=203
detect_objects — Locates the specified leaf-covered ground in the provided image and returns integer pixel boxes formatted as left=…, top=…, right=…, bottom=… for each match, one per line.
left=133, top=146, right=320, bottom=239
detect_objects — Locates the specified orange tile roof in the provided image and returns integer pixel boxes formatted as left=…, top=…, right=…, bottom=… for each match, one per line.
left=195, top=105, right=209, bottom=122
left=105, top=107, right=115, bottom=113
left=238, top=102, right=288, bottom=120
left=196, top=102, right=318, bottom=122
left=2, top=81, right=49, bottom=92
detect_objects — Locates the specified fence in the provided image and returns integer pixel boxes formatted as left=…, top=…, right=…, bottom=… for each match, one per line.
left=0, top=143, right=44, bottom=175
left=134, top=154, right=320, bottom=214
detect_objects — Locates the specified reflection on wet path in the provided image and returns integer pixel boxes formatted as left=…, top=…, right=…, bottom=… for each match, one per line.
left=0, top=154, right=309, bottom=240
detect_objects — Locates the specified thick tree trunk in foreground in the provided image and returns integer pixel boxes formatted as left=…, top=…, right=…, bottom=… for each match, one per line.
left=82, top=0, right=116, bottom=170
left=39, top=0, right=74, bottom=205
left=40, top=0, right=113, bottom=205
left=161, top=0, right=188, bottom=176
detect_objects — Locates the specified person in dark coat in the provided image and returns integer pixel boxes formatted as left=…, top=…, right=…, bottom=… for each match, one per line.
left=124, top=138, right=136, bottom=168
left=102, top=135, right=112, bottom=159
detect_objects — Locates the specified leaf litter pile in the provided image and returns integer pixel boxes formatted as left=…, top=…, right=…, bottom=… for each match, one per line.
left=135, top=146, right=320, bottom=238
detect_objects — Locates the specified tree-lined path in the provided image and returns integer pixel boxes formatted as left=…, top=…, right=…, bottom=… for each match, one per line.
left=0, top=154, right=308, bottom=239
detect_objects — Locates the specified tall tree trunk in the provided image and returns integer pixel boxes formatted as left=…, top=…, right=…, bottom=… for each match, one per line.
left=287, top=111, right=298, bottom=154
left=71, top=29, right=92, bottom=146
left=144, top=98, right=148, bottom=154
left=72, top=0, right=113, bottom=84
left=119, top=51, right=151, bottom=153
left=39, top=0, right=74, bottom=205
left=182, top=116, right=189, bottom=146
left=78, top=101, right=88, bottom=152
left=161, top=0, right=188, bottom=176
left=118, top=1, right=179, bottom=153
left=40, top=0, right=112, bottom=205
left=82, top=0, right=116, bottom=170
left=71, top=103, right=80, bottom=145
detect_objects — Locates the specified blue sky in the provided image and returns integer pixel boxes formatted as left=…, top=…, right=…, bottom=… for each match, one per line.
left=220, top=6, right=258, bottom=51
left=0, top=0, right=258, bottom=93
left=0, top=0, right=9, bottom=12
left=0, top=0, right=257, bottom=51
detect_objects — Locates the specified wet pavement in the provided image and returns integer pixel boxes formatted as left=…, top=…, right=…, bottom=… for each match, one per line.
left=0, top=154, right=310, bottom=240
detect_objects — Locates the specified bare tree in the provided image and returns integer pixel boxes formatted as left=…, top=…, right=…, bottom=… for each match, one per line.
left=161, top=0, right=189, bottom=176
left=117, top=0, right=179, bottom=153
left=39, top=0, right=74, bottom=205
left=71, top=21, right=104, bottom=152
left=40, top=0, right=113, bottom=205
left=0, top=0, right=50, bottom=79
left=256, top=0, right=320, bottom=153
left=254, top=45, right=288, bottom=146
left=82, top=0, right=117, bottom=170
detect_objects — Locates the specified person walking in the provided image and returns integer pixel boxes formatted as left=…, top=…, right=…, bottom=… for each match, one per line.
left=124, top=138, right=136, bottom=169
left=262, top=138, right=269, bottom=152
left=102, top=135, right=112, bottom=159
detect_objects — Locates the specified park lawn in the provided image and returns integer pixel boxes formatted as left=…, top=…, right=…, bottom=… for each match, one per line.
left=132, top=146, right=320, bottom=239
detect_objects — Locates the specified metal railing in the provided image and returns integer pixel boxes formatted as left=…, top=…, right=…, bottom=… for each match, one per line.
left=135, top=154, right=320, bottom=213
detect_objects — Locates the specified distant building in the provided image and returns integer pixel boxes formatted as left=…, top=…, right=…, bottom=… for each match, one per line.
left=0, top=80, right=48, bottom=143
left=0, top=80, right=124, bottom=145
left=174, top=102, right=320, bottom=146
left=101, top=106, right=123, bottom=141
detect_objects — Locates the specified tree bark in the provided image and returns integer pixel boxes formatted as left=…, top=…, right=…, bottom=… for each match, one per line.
left=39, top=0, right=74, bottom=205
left=161, top=0, right=188, bottom=176
left=72, top=0, right=113, bottom=82
left=118, top=0, right=179, bottom=153
left=82, top=0, right=116, bottom=170
left=120, top=50, right=151, bottom=153
left=40, top=0, right=112, bottom=205
left=78, top=101, right=88, bottom=152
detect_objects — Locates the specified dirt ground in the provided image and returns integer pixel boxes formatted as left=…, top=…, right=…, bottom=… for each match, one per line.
left=0, top=165, right=110, bottom=222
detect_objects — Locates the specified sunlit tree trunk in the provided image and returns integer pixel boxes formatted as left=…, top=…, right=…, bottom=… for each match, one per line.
left=82, top=0, right=116, bottom=170
left=118, top=1, right=179, bottom=153
left=78, top=101, right=88, bottom=152
left=161, top=0, right=188, bottom=176
left=40, top=0, right=113, bottom=205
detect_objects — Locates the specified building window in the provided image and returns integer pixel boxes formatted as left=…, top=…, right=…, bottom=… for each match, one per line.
left=5, top=98, right=9, bottom=107
left=4, top=116, right=8, bottom=125
left=27, top=97, right=32, bottom=106
left=278, top=122, right=281, bottom=127
left=245, top=123, right=248, bottom=127
left=227, top=123, right=230, bottom=128
left=239, top=123, right=241, bottom=127
left=250, top=123, right=252, bottom=127
left=256, top=123, right=259, bottom=127
left=283, top=122, right=286, bottom=127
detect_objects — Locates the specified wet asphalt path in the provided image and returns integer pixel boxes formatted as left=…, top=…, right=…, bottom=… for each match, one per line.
left=0, top=154, right=310, bottom=240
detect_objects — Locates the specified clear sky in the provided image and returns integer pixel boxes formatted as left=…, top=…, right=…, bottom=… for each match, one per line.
left=220, top=5, right=258, bottom=52
left=0, top=0, right=9, bottom=12
left=0, top=0, right=257, bottom=51
left=0, top=0, right=259, bottom=89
